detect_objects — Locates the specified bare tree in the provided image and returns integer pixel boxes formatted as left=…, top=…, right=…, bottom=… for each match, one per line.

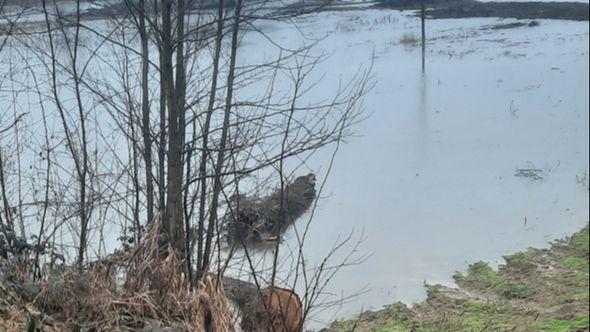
left=1, top=0, right=372, bottom=328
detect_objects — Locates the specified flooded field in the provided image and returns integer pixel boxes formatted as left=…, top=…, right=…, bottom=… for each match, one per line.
left=233, top=9, right=590, bottom=327
left=0, top=2, right=588, bottom=330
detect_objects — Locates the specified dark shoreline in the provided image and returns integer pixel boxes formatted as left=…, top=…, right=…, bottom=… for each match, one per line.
left=376, top=0, right=589, bottom=21
left=2, top=0, right=588, bottom=30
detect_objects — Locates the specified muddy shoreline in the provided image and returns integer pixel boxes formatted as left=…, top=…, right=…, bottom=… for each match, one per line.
left=376, top=0, right=589, bottom=21
left=322, top=225, right=590, bottom=331
left=2, top=0, right=588, bottom=31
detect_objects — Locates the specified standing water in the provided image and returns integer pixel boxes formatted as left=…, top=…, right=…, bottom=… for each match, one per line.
left=234, top=8, right=589, bottom=327
left=0, top=3, right=587, bottom=330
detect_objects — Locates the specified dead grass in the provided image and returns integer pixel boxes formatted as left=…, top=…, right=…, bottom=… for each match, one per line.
left=399, top=33, right=419, bottom=47
left=1, top=216, right=235, bottom=331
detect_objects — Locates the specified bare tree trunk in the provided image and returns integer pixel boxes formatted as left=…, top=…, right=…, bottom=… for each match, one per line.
left=139, top=0, right=154, bottom=225
left=155, top=0, right=167, bottom=214
left=196, top=0, right=225, bottom=280
left=202, top=0, right=243, bottom=274
left=162, top=0, right=186, bottom=256
left=129, top=97, right=141, bottom=241
left=175, top=0, right=191, bottom=280
left=0, top=150, right=13, bottom=234
left=159, top=72, right=167, bottom=213
left=72, top=0, right=90, bottom=269
left=183, top=121, right=196, bottom=289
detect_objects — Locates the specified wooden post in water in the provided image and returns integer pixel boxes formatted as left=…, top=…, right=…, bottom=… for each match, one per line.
left=421, top=0, right=426, bottom=73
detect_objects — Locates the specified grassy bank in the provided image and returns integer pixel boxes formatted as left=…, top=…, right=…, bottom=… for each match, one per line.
left=323, top=225, right=589, bottom=332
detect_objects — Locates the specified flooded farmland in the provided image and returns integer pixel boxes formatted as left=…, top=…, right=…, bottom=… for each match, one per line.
left=0, top=0, right=588, bottom=330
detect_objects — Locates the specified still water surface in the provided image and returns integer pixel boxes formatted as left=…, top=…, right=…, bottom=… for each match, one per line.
left=235, top=9, right=590, bottom=327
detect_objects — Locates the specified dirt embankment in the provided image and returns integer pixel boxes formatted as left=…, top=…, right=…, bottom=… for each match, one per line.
left=323, top=225, right=590, bottom=331
left=376, top=0, right=589, bottom=21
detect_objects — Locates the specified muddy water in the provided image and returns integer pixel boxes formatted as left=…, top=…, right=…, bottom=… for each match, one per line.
left=234, top=10, right=590, bottom=328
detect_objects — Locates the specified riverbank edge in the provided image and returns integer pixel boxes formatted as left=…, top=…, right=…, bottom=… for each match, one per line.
left=321, top=225, right=590, bottom=332
left=374, top=0, right=589, bottom=21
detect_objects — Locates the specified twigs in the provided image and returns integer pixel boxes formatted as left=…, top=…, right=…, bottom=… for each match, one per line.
left=1, top=0, right=372, bottom=329
left=26, top=216, right=234, bottom=330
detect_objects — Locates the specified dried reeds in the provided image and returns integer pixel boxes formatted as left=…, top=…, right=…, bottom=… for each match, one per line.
left=2, top=216, right=234, bottom=331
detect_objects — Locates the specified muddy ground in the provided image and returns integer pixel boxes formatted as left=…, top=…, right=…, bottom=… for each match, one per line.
left=322, top=225, right=589, bottom=332
left=3, top=0, right=588, bottom=30
left=376, top=0, right=589, bottom=21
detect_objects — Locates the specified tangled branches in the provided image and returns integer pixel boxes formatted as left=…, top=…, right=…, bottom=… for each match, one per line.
left=2, top=217, right=234, bottom=331
left=225, top=173, right=317, bottom=246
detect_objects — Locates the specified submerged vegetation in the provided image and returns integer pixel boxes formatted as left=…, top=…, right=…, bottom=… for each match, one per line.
left=323, top=225, right=590, bottom=332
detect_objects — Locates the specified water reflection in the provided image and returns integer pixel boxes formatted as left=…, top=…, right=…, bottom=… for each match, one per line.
left=415, top=72, right=430, bottom=173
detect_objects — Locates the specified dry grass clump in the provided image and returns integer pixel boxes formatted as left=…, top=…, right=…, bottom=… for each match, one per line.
left=2, top=217, right=234, bottom=331
left=399, top=33, right=419, bottom=46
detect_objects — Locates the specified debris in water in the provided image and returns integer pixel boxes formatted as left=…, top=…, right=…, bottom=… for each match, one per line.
left=509, top=100, right=519, bottom=118
left=515, top=168, right=544, bottom=181
left=483, top=21, right=539, bottom=30
left=576, top=171, right=589, bottom=191
left=224, top=173, right=317, bottom=246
